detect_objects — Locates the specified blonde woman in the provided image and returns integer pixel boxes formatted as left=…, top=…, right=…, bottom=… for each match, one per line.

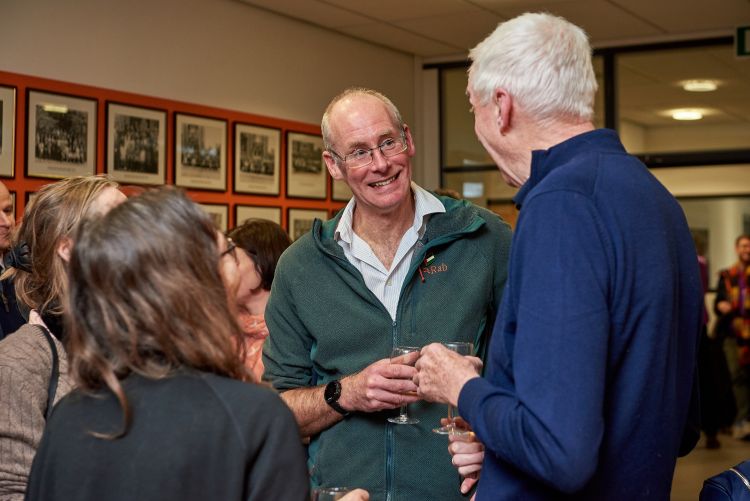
left=0, top=176, right=125, bottom=500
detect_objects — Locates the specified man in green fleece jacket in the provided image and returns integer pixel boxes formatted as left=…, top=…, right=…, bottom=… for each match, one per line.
left=263, top=87, right=512, bottom=501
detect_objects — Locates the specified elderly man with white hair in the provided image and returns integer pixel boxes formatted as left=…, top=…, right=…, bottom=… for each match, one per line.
left=415, top=12, right=702, bottom=500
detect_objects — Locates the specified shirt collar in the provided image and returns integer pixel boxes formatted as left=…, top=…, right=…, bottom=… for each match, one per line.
left=335, top=182, right=445, bottom=244
left=513, top=128, right=623, bottom=209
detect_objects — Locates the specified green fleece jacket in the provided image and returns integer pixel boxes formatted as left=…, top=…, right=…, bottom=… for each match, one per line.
left=263, top=196, right=512, bottom=501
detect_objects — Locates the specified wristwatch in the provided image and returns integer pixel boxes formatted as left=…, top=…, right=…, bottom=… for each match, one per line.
left=324, top=380, right=349, bottom=416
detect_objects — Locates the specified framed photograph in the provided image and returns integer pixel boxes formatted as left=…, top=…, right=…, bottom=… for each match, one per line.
left=26, top=90, right=97, bottom=179
left=288, top=208, right=328, bottom=241
left=198, top=203, right=228, bottom=232
left=331, top=177, right=352, bottom=202
left=235, top=205, right=282, bottom=226
left=106, top=102, right=167, bottom=185
left=234, top=123, right=280, bottom=195
left=175, top=113, right=227, bottom=191
left=0, top=86, right=16, bottom=177
left=286, top=132, right=326, bottom=199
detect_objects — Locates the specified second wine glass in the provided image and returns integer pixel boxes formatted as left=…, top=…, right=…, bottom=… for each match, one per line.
left=387, top=346, right=421, bottom=425
left=432, top=341, right=474, bottom=434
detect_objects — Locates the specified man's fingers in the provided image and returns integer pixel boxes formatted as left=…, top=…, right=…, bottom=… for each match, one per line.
left=382, top=363, right=417, bottom=379
left=391, top=351, right=420, bottom=366
left=452, top=452, right=485, bottom=468
left=460, top=476, right=478, bottom=495
left=457, top=463, right=483, bottom=476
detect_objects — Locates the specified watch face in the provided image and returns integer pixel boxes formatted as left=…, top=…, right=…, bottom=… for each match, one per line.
left=325, top=380, right=340, bottom=402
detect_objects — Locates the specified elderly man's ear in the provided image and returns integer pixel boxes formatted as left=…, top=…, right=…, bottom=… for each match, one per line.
left=493, top=88, right=513, bottom=135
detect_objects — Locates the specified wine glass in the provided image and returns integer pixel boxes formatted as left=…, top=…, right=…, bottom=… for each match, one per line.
left=312, top=487, right=351, bottom=500
left=387, top=346, right=421, bottom=425
left=432, top=341, right=474, bottom=434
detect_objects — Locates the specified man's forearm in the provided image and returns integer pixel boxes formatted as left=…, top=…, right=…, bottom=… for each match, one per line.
left=280, top=386, right=345, bottom=437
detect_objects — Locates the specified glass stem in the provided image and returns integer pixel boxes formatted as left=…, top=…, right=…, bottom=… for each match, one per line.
left=399, top=404, right=408, bottom=418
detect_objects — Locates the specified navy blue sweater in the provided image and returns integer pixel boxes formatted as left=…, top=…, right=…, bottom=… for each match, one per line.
left=458, top=129, right=702, bottom=499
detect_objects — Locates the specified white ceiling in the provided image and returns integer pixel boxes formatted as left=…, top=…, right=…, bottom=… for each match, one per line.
left=237, top=0, right=750, bottom=131
left=237, top=0, right=750, bottom=58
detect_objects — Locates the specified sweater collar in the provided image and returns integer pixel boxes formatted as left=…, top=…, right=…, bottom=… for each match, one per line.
left=513, top=128, right=624, bottom=209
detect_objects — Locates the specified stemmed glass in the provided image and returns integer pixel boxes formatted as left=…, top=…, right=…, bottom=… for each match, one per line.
left=387, top=346, right=421, bottom=425
left=432, top=341, right=474, bottom=434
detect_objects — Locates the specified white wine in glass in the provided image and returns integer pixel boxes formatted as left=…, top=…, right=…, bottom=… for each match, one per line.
left=387, top=346, right=421, bottom=425
left=432, top=341, right=474, bottom=434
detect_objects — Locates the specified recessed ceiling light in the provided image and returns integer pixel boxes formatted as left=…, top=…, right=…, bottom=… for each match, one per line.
left=682, top=80, right=718, bottom=92
left=671, top=109, right=703, bottom=121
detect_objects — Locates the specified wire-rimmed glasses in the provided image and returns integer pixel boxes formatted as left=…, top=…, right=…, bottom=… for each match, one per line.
left=328, top=134, right=407, bottom=169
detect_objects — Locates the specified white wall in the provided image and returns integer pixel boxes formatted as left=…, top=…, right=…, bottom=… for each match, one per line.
left=0, top=0, right=417, bottom=144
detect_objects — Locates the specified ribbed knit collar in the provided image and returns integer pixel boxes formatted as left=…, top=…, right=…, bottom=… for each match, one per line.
left=513, top=128, right=625, bottom=209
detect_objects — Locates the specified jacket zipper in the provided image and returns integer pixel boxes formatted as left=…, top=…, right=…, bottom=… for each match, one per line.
left=386, top=320, right=398, bottom=501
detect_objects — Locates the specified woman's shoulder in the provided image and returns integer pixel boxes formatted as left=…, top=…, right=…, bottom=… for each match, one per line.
left=196, top=372, right=284, bottom=406
left=0, top=324, right=53, bottom=367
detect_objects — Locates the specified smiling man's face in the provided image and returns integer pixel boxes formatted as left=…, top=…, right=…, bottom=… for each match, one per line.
left=323, top=94, right=415, bottom=217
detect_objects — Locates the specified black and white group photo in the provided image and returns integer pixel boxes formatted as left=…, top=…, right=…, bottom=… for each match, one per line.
left=238, top=131, right=275, bottom=176
left=180, top=123, right=222, bottom=170
left=34, top=105, right=88, bottom=164
left=291, top=139, right=322, bottom=174
left=112, top=115, right=160, bottom=174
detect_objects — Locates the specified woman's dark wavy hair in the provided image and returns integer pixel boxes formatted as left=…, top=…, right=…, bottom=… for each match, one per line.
left=228, top=218, right=291, bottom=291
left=65, top=187, right=250, bottom=437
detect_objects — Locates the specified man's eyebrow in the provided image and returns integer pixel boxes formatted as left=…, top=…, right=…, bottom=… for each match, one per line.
left=344, top=130, right=398, bottom=150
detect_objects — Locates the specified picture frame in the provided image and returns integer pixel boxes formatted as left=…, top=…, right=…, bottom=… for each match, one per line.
left=106, top=102, right=167, bottom=186
left=288, top=208, right=328, bottom=241
left=0, top=86, right=16, bottom=177
left=331, top=176, right=352, bottom=202
left=8, top=191, right=15, bottom=223
left=235, top=205, right=282, bottom=226
left=175, top=113, right=227, bottom=191
left=198, top=203, right=228, bottom=232
left=26, top=89, right=97, bottom=179
left=25, top=191, right=37, bottom=207
left=234, top=123, right=280, bottom=195
left=286, top=132, right=326, bottom=199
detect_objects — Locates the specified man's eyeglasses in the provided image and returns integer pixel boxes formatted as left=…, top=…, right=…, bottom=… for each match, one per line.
left=328, top=135, right=408, bottom=169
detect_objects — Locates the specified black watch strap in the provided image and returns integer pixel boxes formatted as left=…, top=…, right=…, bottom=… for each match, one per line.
left=324, top=380, right=349, bottom=416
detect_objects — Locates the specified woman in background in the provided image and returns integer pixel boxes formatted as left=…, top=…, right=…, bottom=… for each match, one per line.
left=228, top=218, right=291, bottom=380
left=0, top=176, right=124, bottom=501
left=24, top=188, right=310, bottom=501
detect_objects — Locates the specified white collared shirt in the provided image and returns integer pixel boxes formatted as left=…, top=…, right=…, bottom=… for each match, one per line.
left=335, top=182, right=445, bottom=321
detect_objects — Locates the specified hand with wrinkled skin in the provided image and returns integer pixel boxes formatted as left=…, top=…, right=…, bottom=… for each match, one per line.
left=448, top=419, right=484, bottom=496
left=413, top=343, right=482, bottom=406
left=338, top=355, right=420, bottom=413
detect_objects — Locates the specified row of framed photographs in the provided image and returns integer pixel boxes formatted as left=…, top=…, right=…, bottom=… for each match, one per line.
left=199, top=204, right=336, bottom=242
left=0, top=86, right=354, bottom=201
left=11, top=189, right=336, bottom=243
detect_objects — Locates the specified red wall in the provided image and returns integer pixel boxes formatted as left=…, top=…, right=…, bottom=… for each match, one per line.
left=0, top=70, right=345, bottom=229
